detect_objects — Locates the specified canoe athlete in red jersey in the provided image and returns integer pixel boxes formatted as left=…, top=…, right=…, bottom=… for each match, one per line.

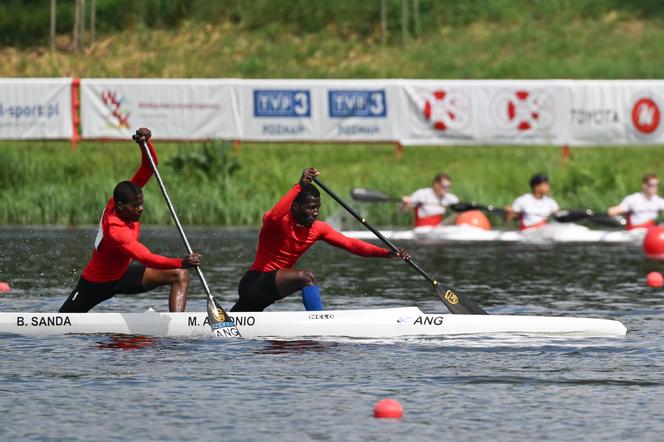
left=231, top=168, right=408, bottom=312
left=59, top=128, right=201, bottom=313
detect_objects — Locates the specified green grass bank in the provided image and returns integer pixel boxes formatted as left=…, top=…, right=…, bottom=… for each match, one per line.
left=3, top=2, right=664, bottom=226
left=1, top=142, right=663, bottom=227
left=3, top=0, right=664, bottom=78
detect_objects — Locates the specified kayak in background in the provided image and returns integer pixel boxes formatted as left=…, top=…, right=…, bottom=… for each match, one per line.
left=341, top=223, right=648, bottom=244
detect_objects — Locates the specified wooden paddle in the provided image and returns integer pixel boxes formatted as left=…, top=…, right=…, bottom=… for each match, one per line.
left=317, top=178, right=488, bottom=315
left=137, top=137, right=240, bottom=338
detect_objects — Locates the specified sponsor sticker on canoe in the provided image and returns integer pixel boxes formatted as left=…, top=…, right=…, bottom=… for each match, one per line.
left=396, top=316, right=414, bottom=325
left=308, top=313, right=335, bottom=320
left=211, top=322, right=241, bottom=338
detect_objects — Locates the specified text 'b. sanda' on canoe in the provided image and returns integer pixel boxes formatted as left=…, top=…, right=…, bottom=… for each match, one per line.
left=16, top=316, right=72, bottom=327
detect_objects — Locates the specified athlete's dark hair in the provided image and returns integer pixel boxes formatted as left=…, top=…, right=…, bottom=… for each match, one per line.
left=113, top=180, right=142, bottom=204
left=433, top=173, right=451, bottom=184
left=642, top=173, right=658, bottom=184
left=294, top=183, right=320, bottom=204
left=529, top=173, right=549, bottom=188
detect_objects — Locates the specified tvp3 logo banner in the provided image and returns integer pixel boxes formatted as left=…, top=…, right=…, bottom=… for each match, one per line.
left=321, top=83, right=398, bottom=141
left=236, top=80, right=398, bottom=141
left=235, top=82, right=315, bottom=140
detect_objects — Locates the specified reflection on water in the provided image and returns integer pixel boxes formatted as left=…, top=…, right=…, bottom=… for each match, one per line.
left=96, top=335, right=159, bottom=351
left=0, top=227, right=663, bottom=442
left=256, top=339, right=338, bottom=355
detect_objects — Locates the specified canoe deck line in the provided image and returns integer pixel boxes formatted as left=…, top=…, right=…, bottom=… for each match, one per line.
left=0, top=307, right=627, bottom=338
left=341, top=224, right=647, bottom=244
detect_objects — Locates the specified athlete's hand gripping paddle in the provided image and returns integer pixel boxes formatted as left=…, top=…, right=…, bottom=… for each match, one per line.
left=316, top=178, right=487, bottom=315
left=134, top=132, right=240, bottom=337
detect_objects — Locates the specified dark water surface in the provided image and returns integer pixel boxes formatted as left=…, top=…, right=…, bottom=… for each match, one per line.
left=0, top=227, right=662, bottom=441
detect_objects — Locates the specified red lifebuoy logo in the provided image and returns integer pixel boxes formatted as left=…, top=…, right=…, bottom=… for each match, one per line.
left=422, top=89, right=470, bottom=131
left=491, top=90, right=554, bottom=132
left=631, top=97, right=660, bottom=134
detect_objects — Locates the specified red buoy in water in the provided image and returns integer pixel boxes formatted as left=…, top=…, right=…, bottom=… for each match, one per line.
left=646, top=272, right=664, bottom=288
left=373, top=399, right=403, bottom=419
left=643, top=226, right=664, bottom=260
left=0, top=282, right=11, bottom=292
left=455, top=210, right=491, bottom=231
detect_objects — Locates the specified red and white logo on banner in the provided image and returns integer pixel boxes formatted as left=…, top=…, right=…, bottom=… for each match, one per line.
left=421, top=90, right=470, bottom=131
left=490, top=90, right=555, bottom=132
left=101, top=90, right=130, bottom=129
left=631, top=97, right=660, bottom=135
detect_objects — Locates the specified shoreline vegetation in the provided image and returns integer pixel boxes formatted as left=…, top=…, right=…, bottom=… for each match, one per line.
left=2, top=141, right=663, bottom=227
left=2, top=1, right=664, bottom=79
left=2, top=1, right=664, bottom=226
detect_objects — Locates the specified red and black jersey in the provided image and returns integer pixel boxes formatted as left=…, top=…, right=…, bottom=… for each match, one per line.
left=81, top=141, right=183, bottom=283
left=249, top=183, right=391, bottom=273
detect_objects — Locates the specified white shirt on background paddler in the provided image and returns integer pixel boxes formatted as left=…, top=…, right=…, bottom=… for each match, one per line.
left=512, top=193, right=559, bottom=228
left=616, top=192, right=664, bottom=226
left=410, top=187, right=459, bottom=219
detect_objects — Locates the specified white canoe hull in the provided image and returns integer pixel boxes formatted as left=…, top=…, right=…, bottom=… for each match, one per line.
left=0, top=307, right=626, bottom=338
left=342, top=224, right=646, bottom=244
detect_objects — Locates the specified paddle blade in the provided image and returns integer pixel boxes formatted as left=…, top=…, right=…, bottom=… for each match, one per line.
left=207, top=295, right=241, bottom=338
left=350, top=188, right=400, bottom=203
left=449, top=202, right=478, bottom=212
left=433, top=281, right=488, bottom=315
left=451, top=202, right=506, bottom=216
left=554, top=209, right=593, bottom=223
left=589, top=214, right=627, bottom=228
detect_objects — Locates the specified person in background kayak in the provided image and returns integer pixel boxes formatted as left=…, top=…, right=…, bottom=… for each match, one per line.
left=59, top=128, right=201, bottom=313
left=506, top=173, right=560, bottom=231
left=231, top=168, right=408, bottom=312
left=401, top=173, right=459, bottom=227
left=607, top=173, right=664, bottom=230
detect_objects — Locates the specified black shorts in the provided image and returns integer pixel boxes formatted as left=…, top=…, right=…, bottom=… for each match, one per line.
left=230, top=270, right=282, bottom=312
left=58, top=264, right=148, bottom=313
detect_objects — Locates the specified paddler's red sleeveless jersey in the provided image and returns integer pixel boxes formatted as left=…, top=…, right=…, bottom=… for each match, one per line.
left=81, top=141, right=182, bottom=283
left=249, top=184, right=391, bottom=272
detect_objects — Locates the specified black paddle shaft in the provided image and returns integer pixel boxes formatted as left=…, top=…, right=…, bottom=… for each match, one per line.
left=139, top=140, right=211, bottom=295
left=314, top=178, right=487, bottom=315
left=139, top=139, right=239, bottom=336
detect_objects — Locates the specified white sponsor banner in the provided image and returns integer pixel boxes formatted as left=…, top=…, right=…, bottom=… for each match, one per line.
left=318, top=81, right=398, bottom=141
left=475, top=81, right=569, bottom=145
left=20, top=78, right=664, bottom=145
left=80, top=79, right=239, bottom=140
left=566, top=81, right=664, bottom=145
left=400, top=80, right=664, bottom=146
left=234, top=80, right=320, bottom=141
left=399, top=80, right=570, bottom=145
left=398, top=80, right=478, bottom=145
left=235, top=80, right=399, bottom=141
left=0, top=78, right=72, bottom=139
